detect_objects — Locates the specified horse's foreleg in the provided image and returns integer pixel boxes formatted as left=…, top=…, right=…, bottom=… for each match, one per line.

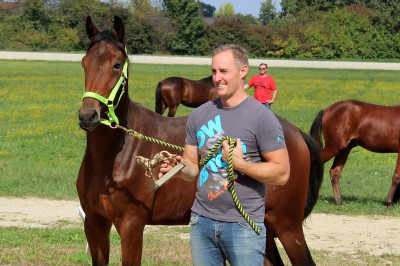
left=385, top=153, right=400, bottom=209
left=276, top=226, right=315, bottom=265
left=117, top=218, right=146, bottom=266
left=84, top=213, right=112, bottom=265
left=264, top=227, right=284, bottom=266
left=329, top=147, right=352, bottom=205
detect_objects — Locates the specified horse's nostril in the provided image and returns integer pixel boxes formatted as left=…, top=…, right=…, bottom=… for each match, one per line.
left=79, top=108, right=99, bottom=124
left=79, top=109, right=84, bottom=121
left=89, top=109, right=98, bottom=122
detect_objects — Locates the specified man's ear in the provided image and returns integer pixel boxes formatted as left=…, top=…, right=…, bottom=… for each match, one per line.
left=240, top=65, right=248, bottom=79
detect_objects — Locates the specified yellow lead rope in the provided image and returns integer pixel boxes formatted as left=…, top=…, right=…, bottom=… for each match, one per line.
left=200, top=136, right=260, bottom=234
left=116, top=125, right=260, bottom=234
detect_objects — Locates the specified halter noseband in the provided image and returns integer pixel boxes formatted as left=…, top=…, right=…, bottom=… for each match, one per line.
left=82, top=48, right=129, bottom=127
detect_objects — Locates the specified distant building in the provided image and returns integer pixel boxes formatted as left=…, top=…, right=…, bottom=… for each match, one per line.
left=203, top=17, right=242, bottom=26
left=0, top=2, right=24, bottom=12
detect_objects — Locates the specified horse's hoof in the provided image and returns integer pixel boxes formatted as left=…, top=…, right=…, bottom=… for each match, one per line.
left=335, top=200, right=343, bottom=206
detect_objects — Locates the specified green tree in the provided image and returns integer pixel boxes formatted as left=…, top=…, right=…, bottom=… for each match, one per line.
left=208, top=18, right=245, bottom=49
left=236, top=13, right=260, bottom=25
left=214, top=3, right=234, bottom=17
left=368, top=0, right=400, bottom=34
left=23, top=0, right=52, bottom=31
left=259, top=0, right=277, bottom=25
left=163, top=0, right=210, bottom=55
left=57, top=0, right=113, bottom=50
left=200, top=2, right=215, bottom=17
left=280, top=0, right=307, bottom=16
left=126, top=0, right=173, bottom=54
left=281, top=0, right=358, bottom=16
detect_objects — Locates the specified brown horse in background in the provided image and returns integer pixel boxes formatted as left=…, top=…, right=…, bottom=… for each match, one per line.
left=310, top=99, right=400, bottom=208
left=78, top=16, right=323, bottom=265
left=155, top=76, right=217, bottom=117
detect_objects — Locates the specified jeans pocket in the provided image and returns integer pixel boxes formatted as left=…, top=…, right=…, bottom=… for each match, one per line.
left=189, top=212, right=198, bottom=226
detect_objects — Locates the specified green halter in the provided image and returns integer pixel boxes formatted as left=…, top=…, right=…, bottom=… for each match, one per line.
left=82, top=51, right=129, bottom=127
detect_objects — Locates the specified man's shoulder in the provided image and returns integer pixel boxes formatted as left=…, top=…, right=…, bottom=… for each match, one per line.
left=190, top=99, right=219, bottom=117
left=249, top=74, right=261, bottom=82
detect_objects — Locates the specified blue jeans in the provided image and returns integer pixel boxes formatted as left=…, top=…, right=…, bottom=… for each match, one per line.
left=262, top=103, right=271, bottom=109
left=190, top=212, right=266, bottom=266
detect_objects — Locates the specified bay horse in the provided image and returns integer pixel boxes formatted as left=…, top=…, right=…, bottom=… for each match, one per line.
left=78, top=16, right=323, bottom=265
left=310, top=99, right=400, bottom=208
left=155, top=75, right=217, bottom=117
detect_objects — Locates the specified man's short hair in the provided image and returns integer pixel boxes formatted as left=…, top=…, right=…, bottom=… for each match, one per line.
left=213, top=44, right=249, bottom=69
left=259, top=63, right=268, bottom=68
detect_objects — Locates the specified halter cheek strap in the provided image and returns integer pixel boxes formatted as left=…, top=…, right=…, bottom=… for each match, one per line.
left=82, top=50, right=129, bottom=127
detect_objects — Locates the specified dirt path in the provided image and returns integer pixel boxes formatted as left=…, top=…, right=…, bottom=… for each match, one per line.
left=0, top=197, right=399, bottom=256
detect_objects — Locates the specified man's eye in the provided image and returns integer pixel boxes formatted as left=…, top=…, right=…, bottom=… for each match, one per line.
left=114, top=63, right=121, bottom=69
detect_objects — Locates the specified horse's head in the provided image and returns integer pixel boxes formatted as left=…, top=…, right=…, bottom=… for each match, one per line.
left=79, top=16, right=129, bottom=131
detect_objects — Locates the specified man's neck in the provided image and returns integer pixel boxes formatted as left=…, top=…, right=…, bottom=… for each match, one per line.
left=220, top=90, right=248, bottom=108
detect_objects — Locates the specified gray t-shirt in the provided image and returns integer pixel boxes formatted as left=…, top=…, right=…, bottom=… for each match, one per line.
left=186, top=96, right=286, bottom=222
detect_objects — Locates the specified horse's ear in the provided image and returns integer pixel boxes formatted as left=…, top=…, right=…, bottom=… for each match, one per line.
left=113, top=16, right=125, bottom=44
left=86, top=16, right=99, bottom=40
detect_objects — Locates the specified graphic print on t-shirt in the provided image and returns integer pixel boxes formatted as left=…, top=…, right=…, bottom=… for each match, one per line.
left=196, top=115, right=247, bottom=200
left=254, top=81, right=266, bottom=90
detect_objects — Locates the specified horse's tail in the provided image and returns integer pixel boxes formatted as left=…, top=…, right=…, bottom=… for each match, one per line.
left=301, top=130, right=324, bottom=219
left=155, top=82, right=163, bottom=114
left=309, top=110, right=325, bottom=151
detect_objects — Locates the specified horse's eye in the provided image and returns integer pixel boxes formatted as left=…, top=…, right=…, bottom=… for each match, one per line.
left=114, top=63, right=121, bottom=70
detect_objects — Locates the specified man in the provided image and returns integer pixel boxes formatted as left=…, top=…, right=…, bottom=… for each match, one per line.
left=244, top=63, right=277, bottom=109
left=159, top=44, right=289, bottom=266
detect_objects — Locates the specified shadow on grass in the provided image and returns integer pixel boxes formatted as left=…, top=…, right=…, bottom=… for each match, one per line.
left=318, top=194, right=391, bottom=206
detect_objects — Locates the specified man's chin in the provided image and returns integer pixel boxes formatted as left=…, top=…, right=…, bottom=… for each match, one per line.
left=217, top=88, right=226, bottom=97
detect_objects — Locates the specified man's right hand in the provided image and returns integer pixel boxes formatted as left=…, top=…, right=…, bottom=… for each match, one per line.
left=158, top=155, right=182, bottom=179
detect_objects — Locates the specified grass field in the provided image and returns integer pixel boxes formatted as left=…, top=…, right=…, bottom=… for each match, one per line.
left=1, top=225, right=399, bottom=265
left=1, top=59, right=399, bottom=215
left=1, top=59, right=400, bottom=264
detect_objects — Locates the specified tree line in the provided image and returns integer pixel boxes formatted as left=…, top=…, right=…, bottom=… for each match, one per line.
left=0, top=0, right=399, bottom=59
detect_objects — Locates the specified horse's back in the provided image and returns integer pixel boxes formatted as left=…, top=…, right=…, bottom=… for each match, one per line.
left=161, top=77, right=185, bottom=95
left=131, top=101, right=187, bottom=144
left=181, top=77, right=216, bottom=107
left=323, top=100, right=400, bottom=152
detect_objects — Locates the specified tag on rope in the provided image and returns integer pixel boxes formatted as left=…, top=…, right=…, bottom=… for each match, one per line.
left=151, top=163, right=186, bottom=191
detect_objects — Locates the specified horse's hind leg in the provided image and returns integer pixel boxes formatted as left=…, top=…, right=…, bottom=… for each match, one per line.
left=276, top=226, right=315, bottom=265
left=167, top=106, right=178, bottom=117
left=84, top=213, right=112, bottom=265
left=264, top=228, right=284, bottom=266
left=329, top=146, right=352, bottom=205
left=385, top=153, right=400, bottom=209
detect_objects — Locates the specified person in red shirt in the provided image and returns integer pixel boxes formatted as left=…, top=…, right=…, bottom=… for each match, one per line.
left=244, top=63, right=277, bottom=110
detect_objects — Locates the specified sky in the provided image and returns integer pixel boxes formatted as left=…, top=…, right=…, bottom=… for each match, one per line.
left=200, top=0, right=282, bottom=17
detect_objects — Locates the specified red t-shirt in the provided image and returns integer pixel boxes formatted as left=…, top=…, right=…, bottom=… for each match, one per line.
left=248, top=75, right=276, bottom=103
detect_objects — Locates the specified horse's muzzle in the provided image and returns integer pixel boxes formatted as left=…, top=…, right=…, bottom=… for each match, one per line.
left=79, top=108, right=99, bottom=131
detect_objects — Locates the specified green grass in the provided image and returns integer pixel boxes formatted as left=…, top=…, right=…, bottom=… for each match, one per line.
left=0, top=225, right=192, bottom=265
left=0, top=225, right=399, bottom=265
left=0, top=59, right=400, bottom=217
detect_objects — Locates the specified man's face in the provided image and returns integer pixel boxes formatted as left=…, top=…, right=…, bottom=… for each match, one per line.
left=259, top=65, right=267, bottom=74
left=211, top=50, right=247, bottom=99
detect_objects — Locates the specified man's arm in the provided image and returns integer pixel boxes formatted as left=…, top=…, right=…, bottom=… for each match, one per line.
left=222, top=139, right=290, bottom=185
left=244, top=84, right=250, bottom=90
left=158, top=144, right=200, bottom=182
left=268, top=89, right=277, bottom=104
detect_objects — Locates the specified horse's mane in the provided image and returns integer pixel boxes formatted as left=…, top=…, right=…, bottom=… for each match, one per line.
left=87, top=30, right=127, bottom=57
